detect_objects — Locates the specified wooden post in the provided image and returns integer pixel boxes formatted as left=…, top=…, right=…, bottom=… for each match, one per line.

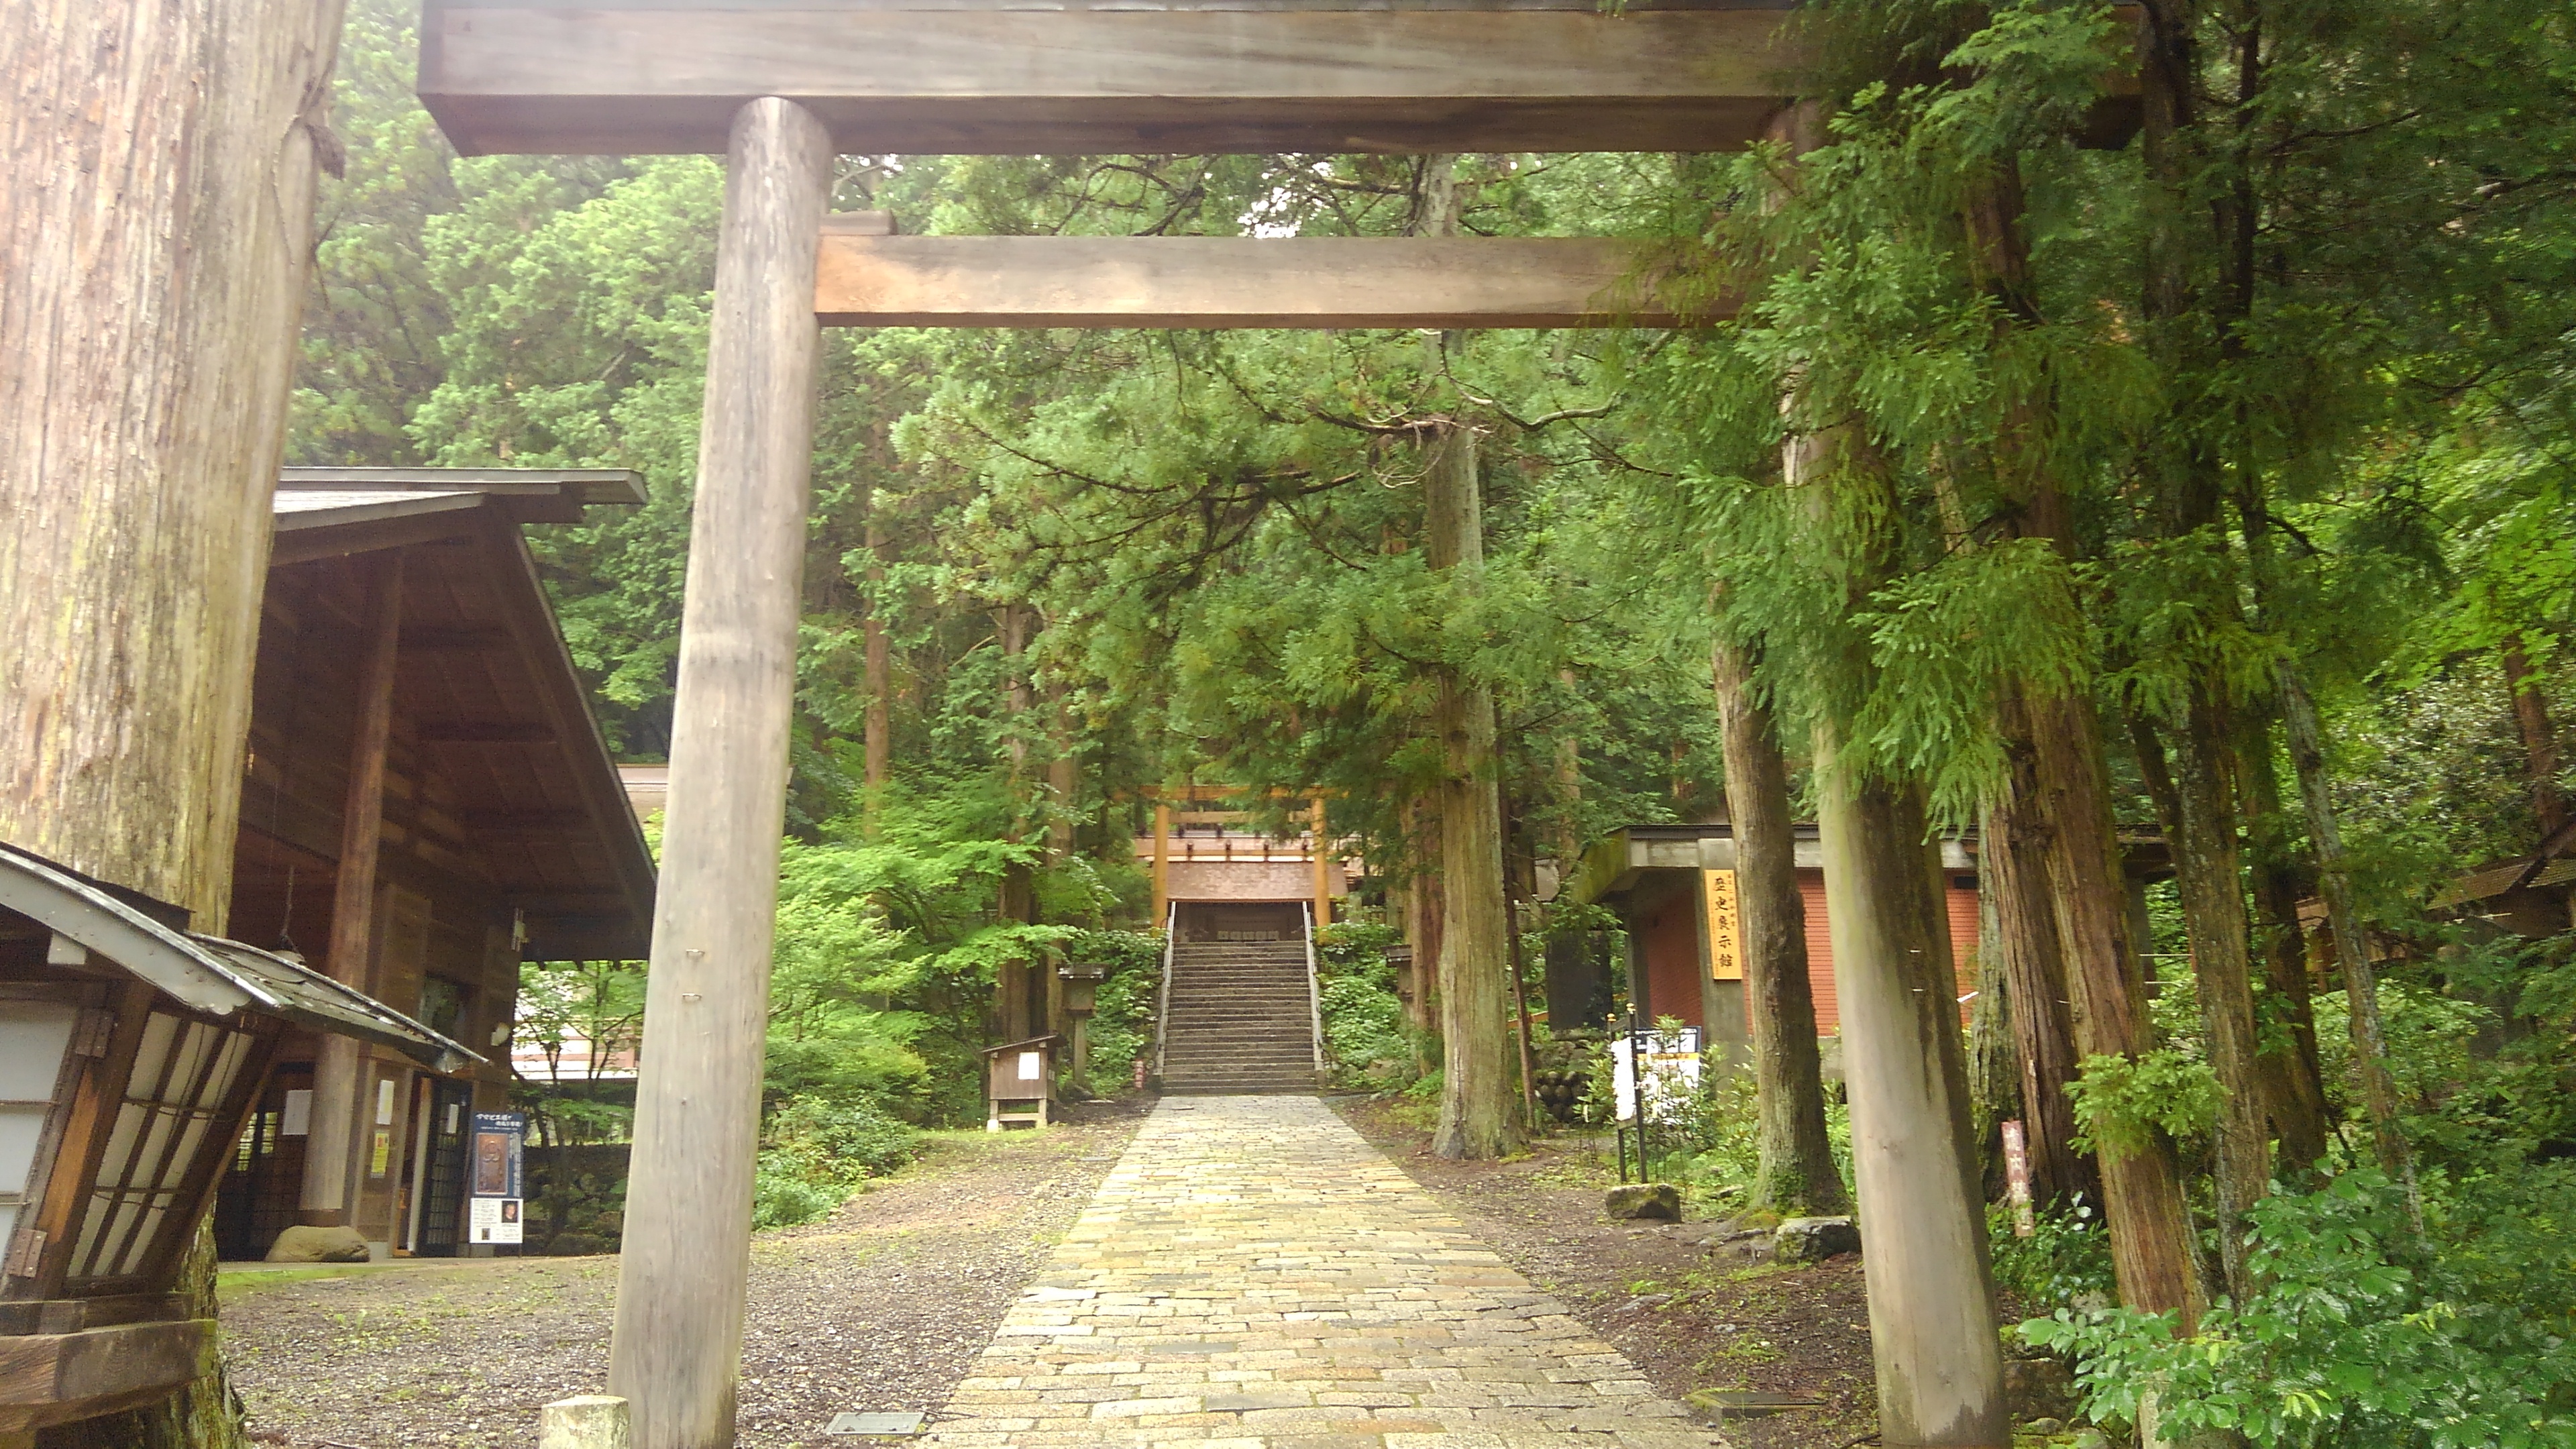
left=302, top=553, right=406, bottom=1227
left=1813, top=731, right=2007, bottom=1448
left=1310, top=798, right=1333, bottom=928
left=606, top=97, right=833, bottom=1449
left=1151, top=801, right=1171, bottom=926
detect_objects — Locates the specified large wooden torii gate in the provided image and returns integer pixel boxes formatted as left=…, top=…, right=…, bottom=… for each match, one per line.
left=414, top=7, right=2006, bottom=1447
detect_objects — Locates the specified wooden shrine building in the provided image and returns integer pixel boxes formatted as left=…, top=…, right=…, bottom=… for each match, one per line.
left=212, top=469, right=655, bottom=1261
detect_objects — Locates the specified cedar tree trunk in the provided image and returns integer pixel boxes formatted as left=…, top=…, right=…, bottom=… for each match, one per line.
left=3, top=3, right=346, bottom=1446
left=1425, top=420, right=1522, bottom=1161
left=1711, top=630, right=1845, bottom=1215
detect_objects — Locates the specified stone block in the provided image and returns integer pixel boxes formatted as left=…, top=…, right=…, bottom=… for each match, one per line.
left=1602, top=1183, right=1679, bottom=1220
left=2006, top=1354, right=2078, bottom=1423
left=540, top=1395, right=631, bottom=1449
left=264, top=1224, right=370, bottom=1263
left=1772, top=1216, right=1860, bottom=1263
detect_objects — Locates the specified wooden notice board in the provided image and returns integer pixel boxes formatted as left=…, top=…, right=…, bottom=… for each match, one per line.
left=1702, top=869, right=1742, bottom=981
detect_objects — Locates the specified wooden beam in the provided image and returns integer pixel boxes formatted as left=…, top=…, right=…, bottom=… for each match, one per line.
left=815, top=235, right=1705, bottom=329
left=421, top=4, right=1796, bottom=157
left=415, top=722, right=557, bottom=745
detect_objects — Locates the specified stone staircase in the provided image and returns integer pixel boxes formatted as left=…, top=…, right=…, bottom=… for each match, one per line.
left=1159, top=936, right=1320, bottom=1095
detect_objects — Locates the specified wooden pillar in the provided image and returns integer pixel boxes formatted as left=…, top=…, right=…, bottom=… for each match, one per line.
left=1813, top=731, right=2007, bottom=1447
left=301, top=553, right=405, bottom=1226
left=606, top=96, right=833, bottom=1449
left=1151, top=801, right=1171, bottom=926
left=1310, top=798, right=1333, bottom=928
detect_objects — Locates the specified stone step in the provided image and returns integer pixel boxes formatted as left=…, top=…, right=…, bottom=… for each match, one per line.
left=1166, top=1041, right=1315, bottom=1058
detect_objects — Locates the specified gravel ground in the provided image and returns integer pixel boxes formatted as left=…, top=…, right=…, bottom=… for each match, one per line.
left=224, top=1095, right=1151, bottom=1449
left=1332, top=1096, right=1881, bottom=1449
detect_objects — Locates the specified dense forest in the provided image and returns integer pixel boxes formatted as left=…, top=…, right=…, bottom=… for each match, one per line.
left=291, top=0, right=2576, bottom=1442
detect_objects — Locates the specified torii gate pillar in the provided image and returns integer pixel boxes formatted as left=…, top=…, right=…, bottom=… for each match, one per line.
left=608, top=96, right=833, bottom=1449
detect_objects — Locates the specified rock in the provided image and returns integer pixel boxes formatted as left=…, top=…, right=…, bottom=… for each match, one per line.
left=2023, top=1418, right=2065, bottom=1436
left=547, top=1232, right=607, bottom=1256
left=1603, top=1183, right=1680, bottom=1220
left=265, top=1224, right=371, bottom=1263
left=1609, top=1291, right=1672, bottom=1318
left=2006, top=1356, right=2078, bottom=1424
left=1773, top=1215, right=1860, bottom=1263
left=540, top=1395, right=631, bottom=1449
left=2072, top=1432, right=2110, bottom=1449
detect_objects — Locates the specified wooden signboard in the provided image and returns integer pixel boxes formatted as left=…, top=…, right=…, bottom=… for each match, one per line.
left=1702, top=867, right=1742, bottom=981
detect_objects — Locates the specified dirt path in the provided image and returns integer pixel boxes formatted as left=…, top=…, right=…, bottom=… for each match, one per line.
left=1332, top=1096, right=1880, bottom=1449
left=224, top=1097, right=1151, bottom=1449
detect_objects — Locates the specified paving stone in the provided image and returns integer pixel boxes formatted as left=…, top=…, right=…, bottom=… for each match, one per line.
left=921, top=1096, right=1726, bottom=1449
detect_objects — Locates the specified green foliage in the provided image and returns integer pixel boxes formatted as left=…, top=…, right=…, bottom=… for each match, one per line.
left=751, top=1095, right=921, bottom=1230
left=1313, top=920, right=1417, bottom=1086
left=2025, top=1168, right=2576, bottom=1448
left=1065, top=927, right=1163, bottom=1089
left=2065, top=1049, right=2222, bottom=1158
left=1654, top=1068, right=1855, bottom=1213
left=1987, top=1197, right=2116, bottom=1313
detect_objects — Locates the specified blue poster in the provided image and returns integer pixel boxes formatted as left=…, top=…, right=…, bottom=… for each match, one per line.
left=468, top=1111, right=525, bottom=1199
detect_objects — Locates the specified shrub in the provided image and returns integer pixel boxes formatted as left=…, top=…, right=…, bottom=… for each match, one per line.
left=1313, top=924, right=1417, bottom=1085
left=2023, top=1166, right=2576, bottom=1448
left=1987, top=1195, right=2116, bottom=1313
left=749, top=1093, right=920, bottom=1229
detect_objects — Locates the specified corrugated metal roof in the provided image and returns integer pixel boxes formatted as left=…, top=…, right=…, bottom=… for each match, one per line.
left=272, top=488, right=490, bottom=530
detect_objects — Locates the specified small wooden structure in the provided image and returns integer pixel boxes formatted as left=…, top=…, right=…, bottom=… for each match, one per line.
left=980, top=1035, right=1063, bottom=1131
left=220, top=470, right=655, bottom=1263
left=0, top=841, right=473, bottom=1436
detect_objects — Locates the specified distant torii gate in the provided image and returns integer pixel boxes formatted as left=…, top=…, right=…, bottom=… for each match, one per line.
left=411, top=6, right=2011, bottom=1446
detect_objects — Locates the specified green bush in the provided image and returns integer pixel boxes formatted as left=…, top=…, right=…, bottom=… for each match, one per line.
left=1313, top=923, right=1417, bottom=1085
left=751, top=1157, right=843, bottom=1230
left=2024, top=1166, right=2576, bottom=1448
left=1065, top=927, right=1163, bottom=1089
left=748, top=1093, right=920, bottom=1229
left=1987, top=1195, right=2116, bottom=1312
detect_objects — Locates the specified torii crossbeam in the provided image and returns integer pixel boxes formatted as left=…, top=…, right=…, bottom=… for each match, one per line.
left=421, top=0, right=1801, bottom=157
left=812, top=221, right=1717, bottom=328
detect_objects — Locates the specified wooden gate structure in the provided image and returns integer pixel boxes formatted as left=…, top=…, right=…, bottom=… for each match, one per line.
left=412, top=3, right=2015, bottom=1444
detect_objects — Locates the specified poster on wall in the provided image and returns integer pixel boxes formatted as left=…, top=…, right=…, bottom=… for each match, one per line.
left=468, top=1111, right=525, bottom=1245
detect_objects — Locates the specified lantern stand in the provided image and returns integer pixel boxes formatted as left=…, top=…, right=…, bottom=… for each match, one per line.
left=1055, top=962, right=1108, bottom=1093
left=0, top=841, right=478, bottom=1440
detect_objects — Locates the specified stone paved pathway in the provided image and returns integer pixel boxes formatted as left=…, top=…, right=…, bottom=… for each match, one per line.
left=926, top=1095, right=1727, bottom=1449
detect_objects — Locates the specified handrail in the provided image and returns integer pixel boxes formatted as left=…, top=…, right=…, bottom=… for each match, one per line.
left=1153, top=898, right=1177, bottom=1083
left=1302, top=901, right=1326, bottom=1079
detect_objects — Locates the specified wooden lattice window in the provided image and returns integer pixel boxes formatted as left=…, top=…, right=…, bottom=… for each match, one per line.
left=64, top=1010, right=257, bottom=1285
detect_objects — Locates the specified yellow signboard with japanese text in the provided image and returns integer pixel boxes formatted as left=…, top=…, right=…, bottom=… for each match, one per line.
left=1703, top=867, right=1743, bottom=981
